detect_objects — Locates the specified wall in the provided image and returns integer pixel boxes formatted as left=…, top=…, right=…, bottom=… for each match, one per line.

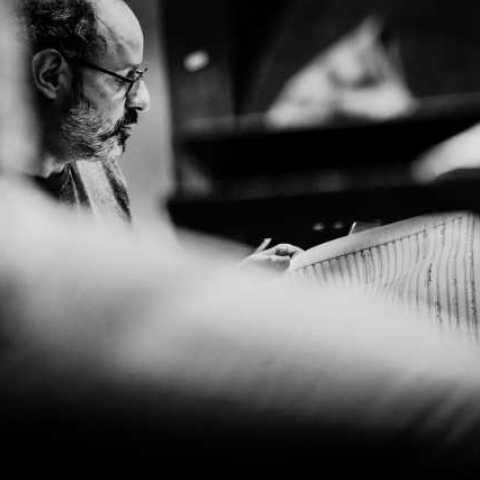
left=120, top=0, right=173, bottom=219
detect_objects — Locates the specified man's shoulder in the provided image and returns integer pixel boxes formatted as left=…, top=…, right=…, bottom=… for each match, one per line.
left=29, top=166, right=72, bottom=200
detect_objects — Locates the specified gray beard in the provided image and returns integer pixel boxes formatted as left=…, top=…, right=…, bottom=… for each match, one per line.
left=59, top=101, right=126, bottom=162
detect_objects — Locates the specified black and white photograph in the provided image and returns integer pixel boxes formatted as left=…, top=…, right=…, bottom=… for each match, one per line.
left=2, top=1, right=480, bottom=477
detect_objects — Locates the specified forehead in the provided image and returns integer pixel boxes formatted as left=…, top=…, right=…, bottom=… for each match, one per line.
left=93, top=0, right=144, bottom=68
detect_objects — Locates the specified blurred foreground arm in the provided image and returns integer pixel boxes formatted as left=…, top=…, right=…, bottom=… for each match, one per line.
left=1, top=180, right=480, bottom=476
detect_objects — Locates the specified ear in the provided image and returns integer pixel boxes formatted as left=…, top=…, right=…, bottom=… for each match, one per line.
left=31, top=49, right=73, bottom=100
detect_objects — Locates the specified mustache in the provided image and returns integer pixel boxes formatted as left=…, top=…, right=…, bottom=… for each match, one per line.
left=101, top=109, right=139, bottom=141
left=120, top=108, right=139, bottom=128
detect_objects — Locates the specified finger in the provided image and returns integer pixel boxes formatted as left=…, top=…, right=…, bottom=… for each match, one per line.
left=272, top=244, right=304, bottom=257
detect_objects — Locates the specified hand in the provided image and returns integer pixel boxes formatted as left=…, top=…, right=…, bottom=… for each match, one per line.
left=240, top=243, right=304, bottom=273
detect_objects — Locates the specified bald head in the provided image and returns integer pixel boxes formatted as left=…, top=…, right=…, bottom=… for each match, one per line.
left=20, top=0, right=140, bottom=59
left=92, top=0, right=144, bottom=67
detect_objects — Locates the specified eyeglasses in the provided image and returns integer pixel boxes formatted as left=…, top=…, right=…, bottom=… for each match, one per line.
left=72, top=58, right=148, bottom=97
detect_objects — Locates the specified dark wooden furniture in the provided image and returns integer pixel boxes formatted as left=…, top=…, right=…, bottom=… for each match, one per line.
left=161, top=0, right=480, bottom=248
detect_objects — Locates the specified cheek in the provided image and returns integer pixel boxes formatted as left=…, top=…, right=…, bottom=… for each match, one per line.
left=104, top=102, right=126, bottom=127
left=83, top=82, right=126, bottom=125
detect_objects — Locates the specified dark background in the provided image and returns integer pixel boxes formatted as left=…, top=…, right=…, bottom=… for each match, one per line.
left=162, top=0, right=480, bottom=247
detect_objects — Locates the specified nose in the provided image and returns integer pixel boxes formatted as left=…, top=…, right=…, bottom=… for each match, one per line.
left=127, top=79, right=151, bottom=113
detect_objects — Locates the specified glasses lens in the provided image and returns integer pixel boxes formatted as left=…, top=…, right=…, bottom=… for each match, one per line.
left=126, top=68, right=148, bottom=97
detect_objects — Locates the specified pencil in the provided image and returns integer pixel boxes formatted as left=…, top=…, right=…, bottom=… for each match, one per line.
left=253, top=237, right=272, bottom=254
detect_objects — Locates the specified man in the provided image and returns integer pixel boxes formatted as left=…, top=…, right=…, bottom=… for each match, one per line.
left=3, top=2, right=480, bottom=475
left=18, top=0, right=151, bottom=223
left=18, top=0, right=303, bottom=269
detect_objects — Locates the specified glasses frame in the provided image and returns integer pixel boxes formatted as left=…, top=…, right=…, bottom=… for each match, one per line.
left=71, top=57, right=148, bottom=97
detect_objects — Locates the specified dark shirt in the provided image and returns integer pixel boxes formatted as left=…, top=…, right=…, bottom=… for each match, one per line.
left=33, top=159, right=131, bottom=223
